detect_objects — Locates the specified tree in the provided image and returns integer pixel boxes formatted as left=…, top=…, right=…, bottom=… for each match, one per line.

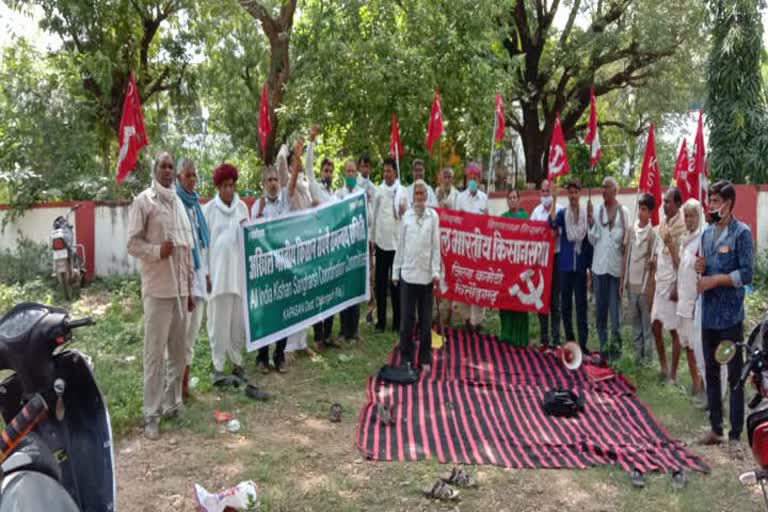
left=706, top=0, right=768, bottom=183
left=238, top=0, right=298, bottom=165
left=500, top=0, right=709, bottom=184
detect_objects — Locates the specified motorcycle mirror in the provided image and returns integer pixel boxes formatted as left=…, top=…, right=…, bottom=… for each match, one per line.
left=715, top=340, right=737, bottom=365
left=560, top=342, right=583, bottom=371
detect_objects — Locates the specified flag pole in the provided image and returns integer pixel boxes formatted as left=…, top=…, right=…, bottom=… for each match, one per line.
left=488, top=113, right=497, bottom=192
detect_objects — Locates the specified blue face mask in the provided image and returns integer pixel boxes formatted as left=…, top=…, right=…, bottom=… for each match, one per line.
left=468, top=179, right=478, bottom=193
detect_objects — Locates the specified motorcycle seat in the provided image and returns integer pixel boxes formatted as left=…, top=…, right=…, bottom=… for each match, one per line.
left=1, top=433, right=61, bottom=484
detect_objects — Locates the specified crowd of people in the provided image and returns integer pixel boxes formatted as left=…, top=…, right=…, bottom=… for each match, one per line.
left=127, top=134, right=754, bottom=450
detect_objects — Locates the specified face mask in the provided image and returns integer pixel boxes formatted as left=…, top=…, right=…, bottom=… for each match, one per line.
left=542, top=196, right=553, bottom=208
left=709, top=205, right=726, bottom=224
left=345, top=175, right=357, bottom=189
left=468, top=180, right=478, bottom=193
left=322, top=177, right=332, bottom=189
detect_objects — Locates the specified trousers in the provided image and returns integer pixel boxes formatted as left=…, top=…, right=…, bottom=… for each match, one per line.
left=206, top=293, right=245, bottom=372
left=399, top=281, right=433, bottom=367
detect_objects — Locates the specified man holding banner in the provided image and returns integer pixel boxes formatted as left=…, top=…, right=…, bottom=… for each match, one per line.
left=530, top=179, right=562, bottom=348
left=336, top=160, right=365, bottom=343
left=393, top=180, right=441, bottom=372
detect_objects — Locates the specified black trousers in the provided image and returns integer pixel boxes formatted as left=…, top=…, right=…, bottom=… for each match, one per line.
left=703, top=323, right=745, bottom=440
left=313, top=315, right=335, bottom=343
left=399, top=281, right=433, bottom=367
left=340, top=304, right=361, bottom=339
left=257, top=338, right=287, bottom=365
left=538, top=253, right=561, bottom=347
left=560, top=270, right=589, bottom=351
left=374, top=246, right=400, bottom=331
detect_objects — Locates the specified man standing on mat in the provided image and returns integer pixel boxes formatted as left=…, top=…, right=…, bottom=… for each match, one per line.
left=393, top=180, right=441, bottom=374
left=696, top=180, right=753, bottom=450
left=530, top=179, right=562, bottom=348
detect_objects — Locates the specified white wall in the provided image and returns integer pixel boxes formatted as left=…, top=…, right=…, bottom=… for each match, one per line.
left=93, top=205, right=138, bottom=276
left=1, top=206, right=73, bottom=249
left=758, top=191, right=768, bottom=254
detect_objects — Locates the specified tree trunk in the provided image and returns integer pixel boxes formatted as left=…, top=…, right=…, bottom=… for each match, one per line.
left=519, top=103, right=548, bottom=185
left=262, top=35, right=290, bottom=166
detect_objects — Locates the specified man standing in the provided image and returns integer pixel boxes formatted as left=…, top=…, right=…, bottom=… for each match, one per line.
left=625, top=193, right=656, bottom=366
left=588, top=177, right=630, bottom=363
left=651, top=188, right=686, bottom=382
left=336, top=160, right=365, bottom=343
left=530, top=179, right=562, bottom=348
left=393, top=180, right=441, bottom=373
left=549, top=178, right=592, bottom=352
left=127, top=152, right=194, bottom=440
left=175, top=159, right=209, bottom=400
left=252, top=166, right=289, bottom=373
left=455, top=162, right=488, bottom=332
left=396, top=159, right=437, bottom=215
left=435, top=167, right=459, bottom=326
left=357, top=153, right=377, bottom=325
left=696, top=181, right=753, bottom=449
left=371, top=157, right=402, bottom=333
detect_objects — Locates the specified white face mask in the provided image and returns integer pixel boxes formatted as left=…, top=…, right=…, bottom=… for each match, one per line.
left=542, top=196, right=553, bottom=208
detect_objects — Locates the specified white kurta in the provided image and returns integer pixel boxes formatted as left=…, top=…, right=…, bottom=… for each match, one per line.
left=203, top=194, right=249, bottom=371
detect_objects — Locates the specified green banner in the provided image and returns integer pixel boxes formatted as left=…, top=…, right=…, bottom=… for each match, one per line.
left=240, top=192, right=370, bottom=351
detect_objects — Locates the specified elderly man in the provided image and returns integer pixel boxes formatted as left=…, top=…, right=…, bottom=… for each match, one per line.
left=393, top=180, right=441, bottom=373
left=550, top=178, right=592, bottom=352
left=127, top=151, right=194, bottom=440
left=175, top=158, right=209, bottom=400
left=396, top=159, right=437, bottom=215
left=588, top=177, right=630, bottom=363
left=336, top=160, right=366, bottom=342
left=371, top=157, right=402, bottom=333
left=357, top=153, right=377, bottom=325
left=696, top=180, right=753, bottom=449
left=252, top=166, right=289, bottom=373
left=435, top=167, right=459, bottom=326
left=651, top=188, right=686, bottom=382
left=530, top=179, right=563, bottom=348
left=455, top=162, right=489, bottom=332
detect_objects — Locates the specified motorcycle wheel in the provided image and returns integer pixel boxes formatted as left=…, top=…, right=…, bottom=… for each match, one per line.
left=58, top=272, right=72, bottom=301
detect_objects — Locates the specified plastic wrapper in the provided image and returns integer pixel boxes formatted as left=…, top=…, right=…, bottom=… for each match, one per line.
left=194, top=480, right=259, bottom=512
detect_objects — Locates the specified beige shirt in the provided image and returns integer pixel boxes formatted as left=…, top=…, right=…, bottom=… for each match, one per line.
left=127, top=187, right=194, bottom=299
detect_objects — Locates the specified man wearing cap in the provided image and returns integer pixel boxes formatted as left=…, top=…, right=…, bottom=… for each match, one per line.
left=454, top=162, right=489, bottom=332
left=549, top=178, right=592, bottom=352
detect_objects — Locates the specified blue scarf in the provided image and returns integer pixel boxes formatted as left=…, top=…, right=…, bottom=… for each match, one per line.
left=175, top=184, right=209, bottom=270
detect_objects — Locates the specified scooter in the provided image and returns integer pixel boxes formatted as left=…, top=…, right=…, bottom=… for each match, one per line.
left=716, top=314, right=768, bottom=510
left=0, top=303, right=115, bottom=511
left=50, top=205, right=86, bottom=300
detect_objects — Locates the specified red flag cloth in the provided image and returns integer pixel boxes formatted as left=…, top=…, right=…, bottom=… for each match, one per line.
left=639, top=123, right=662, bottom=225
left=692, top=111, right=707, bottom=202
left=425, top=88, right=444, bottom=152
left=673, top=138, right=695, bottom=202
left=548, top=114, right=569, bottom=179
left=494, top=94, right=505, bottom=143
left=115, top=73, right=148, bottom=184
left=258, top=84, right=271, bottom=154
left=390, top=113, right=403, bottom=159
left=585, top=88, right=602, bottom=166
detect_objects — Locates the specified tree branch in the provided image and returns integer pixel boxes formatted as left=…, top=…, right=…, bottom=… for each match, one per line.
left=572, top=120, right=645, bottom=137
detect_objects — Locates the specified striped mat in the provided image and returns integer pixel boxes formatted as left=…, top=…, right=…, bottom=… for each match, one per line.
left=355, top=328, right=709, bottom=473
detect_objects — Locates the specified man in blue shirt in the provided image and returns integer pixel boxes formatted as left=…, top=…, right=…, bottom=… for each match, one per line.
left=550, top=178, right=593, bottom=352
left=695, top=180, right=754, bottom=448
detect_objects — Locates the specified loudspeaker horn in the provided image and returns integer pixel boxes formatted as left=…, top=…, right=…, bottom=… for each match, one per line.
left=561, top=341, right=583, bottom=371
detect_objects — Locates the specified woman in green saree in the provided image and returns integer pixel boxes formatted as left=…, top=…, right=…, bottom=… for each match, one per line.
left=499, top=189, right=530, bottom=347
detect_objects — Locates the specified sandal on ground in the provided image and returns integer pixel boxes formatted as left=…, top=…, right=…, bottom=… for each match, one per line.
left=244, top=383, right=271, bottom=402
left=439, top=467, right=477, bottom=488
left=629, top=469, right=645, bottom=489
left=329, top=403, right=342, bottom=423
left=377, top=404, right=394, bottom=426
left=422, top=480, right=460, bottom=501
left=671, top=469, right=687, bottom=490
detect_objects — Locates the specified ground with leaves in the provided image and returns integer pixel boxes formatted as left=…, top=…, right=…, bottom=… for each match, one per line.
left=1, top=274, right=768, bottom=511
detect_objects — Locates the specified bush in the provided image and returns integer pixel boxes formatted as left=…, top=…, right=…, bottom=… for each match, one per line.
left=0, top=237, right=50, bottom=285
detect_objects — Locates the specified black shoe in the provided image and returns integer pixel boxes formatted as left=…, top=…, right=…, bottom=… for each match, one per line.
left=232, top=365, right=247, bottom=384
left=629, top=468, right=645, bottom=488
left=245, top=383, right=271, bottom=401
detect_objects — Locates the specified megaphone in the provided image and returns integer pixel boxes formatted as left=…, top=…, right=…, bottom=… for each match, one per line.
left=560, top=341, right=583, bottom=371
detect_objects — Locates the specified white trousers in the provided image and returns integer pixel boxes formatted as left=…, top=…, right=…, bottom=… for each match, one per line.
left=184, top=297, right=205, bottom=366
left=285, top=329, right=308, bottom=352
left=207, top=293, right=245, bottom=372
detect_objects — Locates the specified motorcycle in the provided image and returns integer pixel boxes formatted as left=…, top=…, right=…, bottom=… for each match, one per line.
left=716, top=314, right=768, bottom=510
left=50, top=205, right=86, bottom=300
left=0, top=302, right=115, bottom=511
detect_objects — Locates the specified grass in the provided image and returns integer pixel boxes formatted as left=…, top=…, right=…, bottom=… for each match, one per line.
left=2, top=270, right=768, bottom=510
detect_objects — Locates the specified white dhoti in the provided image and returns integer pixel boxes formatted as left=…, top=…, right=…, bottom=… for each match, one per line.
left=285, top=329, right=308, bottom=352
left=184, top=297, right=205, bottom=366
left=206, top=293, right=245, bottom=372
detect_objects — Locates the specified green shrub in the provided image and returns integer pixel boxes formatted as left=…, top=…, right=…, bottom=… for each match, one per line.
left=0, top=237, right=50, bottom=285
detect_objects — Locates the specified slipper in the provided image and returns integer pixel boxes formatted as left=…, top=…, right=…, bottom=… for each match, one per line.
left=439, top=467, right=477, bottom=488
left=629, top=469, right=645, bottom=489
left=244, top=383, right=271, bottom=402
left=422, top=480, right=460, bottom=501
left=377, top=404, right=394, bottom=426
left=329, top=403, right=342, bottom=423
left=671, top=469, right=687, bottom=490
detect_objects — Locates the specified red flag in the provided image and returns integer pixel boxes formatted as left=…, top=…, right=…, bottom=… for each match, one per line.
left=494, top=94, right=505, bottom=143
left=548, top=114, right=569, bottom=179
left=115, top=73, right=148, bottom=184
left=390, top=113, right=403, bottom=159
left=639, top=123, right=662, bottom=225
left=692, top=111, right=707, bottom=202
left=425, top=88, right=444, bottom=152
left=258, top=84, right=271, bottom=154
left=585, top=88, right=602, bottom=166
left=673, top=138, right=694, bottom=202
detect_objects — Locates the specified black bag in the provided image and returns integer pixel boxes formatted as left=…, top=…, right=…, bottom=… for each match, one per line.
left=542, top=387, right=585, bottom=418
left=378, top=364, right=419, bottom=384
